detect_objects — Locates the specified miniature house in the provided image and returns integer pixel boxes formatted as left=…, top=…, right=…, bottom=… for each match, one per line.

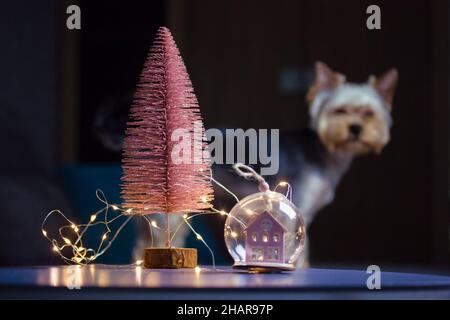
left=245, top=211, right=286, bottom=263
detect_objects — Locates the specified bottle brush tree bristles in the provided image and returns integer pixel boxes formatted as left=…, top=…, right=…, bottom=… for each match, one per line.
left=121, top=26, right=214, bottom=247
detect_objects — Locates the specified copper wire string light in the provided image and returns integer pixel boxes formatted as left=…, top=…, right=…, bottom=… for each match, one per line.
left=41, top=168, right=292, bottom=268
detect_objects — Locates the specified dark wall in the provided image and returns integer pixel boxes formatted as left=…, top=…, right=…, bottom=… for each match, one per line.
left=1, top=0, right=57, bottom=171
left=78, top=0, right=165, bottom=162
left=0, top=0, right=71, bottom=265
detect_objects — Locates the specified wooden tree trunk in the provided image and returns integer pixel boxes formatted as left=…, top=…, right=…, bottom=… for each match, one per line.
left=143, top=248, right=197, bottom=268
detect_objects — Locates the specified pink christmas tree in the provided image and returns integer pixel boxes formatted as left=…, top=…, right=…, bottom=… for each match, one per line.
left=121, top=27, right=214, bottom=247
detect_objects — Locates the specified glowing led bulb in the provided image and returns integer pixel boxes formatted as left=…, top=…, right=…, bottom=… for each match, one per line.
left=53, top=245, right=59, bottom=252
left=230, top=231, right=238, bottom=238
left=279, top=181, right=288, bottom=187
left=63, top=237, right=71, bottom=245
left=196, top=234, right=203, bottom=240
left=195, top=266, right=201, bottom=274
left=219, top=210, right=227, bottom=216
left=151, top=221, right=158, bottom=228
left=126, top=208, right=133, bottom=214
left=90, top=215, right=97, bottom=222
left=183, top=214, right=188, bottom=219
left=111, top=205, right=119, bottom=211
left=42, top=230, right=47, bottom=237
left=102, top=234, right=108, bottom=240
left=135, top=260, right=143, bottom=266
left=200, top=195, right=208, bottom=203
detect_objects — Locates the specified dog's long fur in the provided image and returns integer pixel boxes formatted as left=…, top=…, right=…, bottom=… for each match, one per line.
left=289, top=62, right=398, bottom=265
left=299, top=62, right=398, bottom=225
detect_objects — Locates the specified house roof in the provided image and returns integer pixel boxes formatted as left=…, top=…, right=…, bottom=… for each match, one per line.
left=244, top=211, right=288, bottom=232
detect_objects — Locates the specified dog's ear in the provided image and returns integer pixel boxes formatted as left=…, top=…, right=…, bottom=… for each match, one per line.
left=368, top=68, right=398, bottom=111
left=306, top=61, right=346, bottom=105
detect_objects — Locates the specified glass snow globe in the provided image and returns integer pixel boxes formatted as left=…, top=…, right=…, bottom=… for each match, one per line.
left=224, top=191, right=306, bottom=272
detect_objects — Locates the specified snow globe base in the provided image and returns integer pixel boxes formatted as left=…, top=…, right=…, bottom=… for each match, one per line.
left=143, top=247, right=197, bottom=268
left=233, top=261, right=295, bottom=273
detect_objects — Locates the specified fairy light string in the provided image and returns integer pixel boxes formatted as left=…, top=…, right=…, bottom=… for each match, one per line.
left=41, top=166, right=292, bottom=268
left=41, top=190, right=133, bottom=265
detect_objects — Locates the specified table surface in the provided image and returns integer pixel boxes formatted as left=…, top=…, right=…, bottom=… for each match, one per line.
left=0, top=265, right=449, bottom=299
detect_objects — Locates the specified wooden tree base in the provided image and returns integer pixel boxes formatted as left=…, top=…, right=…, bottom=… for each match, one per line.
left=143, top=247, right=197, bottom=269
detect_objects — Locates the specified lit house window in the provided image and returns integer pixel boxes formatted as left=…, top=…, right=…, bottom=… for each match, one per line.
left=251, top=247, right=263, bottom=261
left=262, top=232, right=269, bottom=243
left=252, top=233, right=257, bottom=242
left=268, top=248, right=279, bottom=260
left=273, top=233, right=279, bottom=243
left=273, top=248, right=279, bottom=260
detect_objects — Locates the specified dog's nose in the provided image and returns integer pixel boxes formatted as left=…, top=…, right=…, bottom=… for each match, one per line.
left=349, top=124, right=362, bottom=137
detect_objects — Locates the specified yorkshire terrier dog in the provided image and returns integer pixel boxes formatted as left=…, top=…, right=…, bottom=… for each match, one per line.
left=284, top=61, right=398, bottom=265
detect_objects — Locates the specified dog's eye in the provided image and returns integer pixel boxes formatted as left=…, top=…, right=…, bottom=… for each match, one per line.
left=363, top=110, right=374, bottom=118
left=334, top=108, right=347, bottom=115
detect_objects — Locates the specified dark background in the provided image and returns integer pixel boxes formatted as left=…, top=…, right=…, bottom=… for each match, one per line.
left=0, top=0, right=449, bottom=270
